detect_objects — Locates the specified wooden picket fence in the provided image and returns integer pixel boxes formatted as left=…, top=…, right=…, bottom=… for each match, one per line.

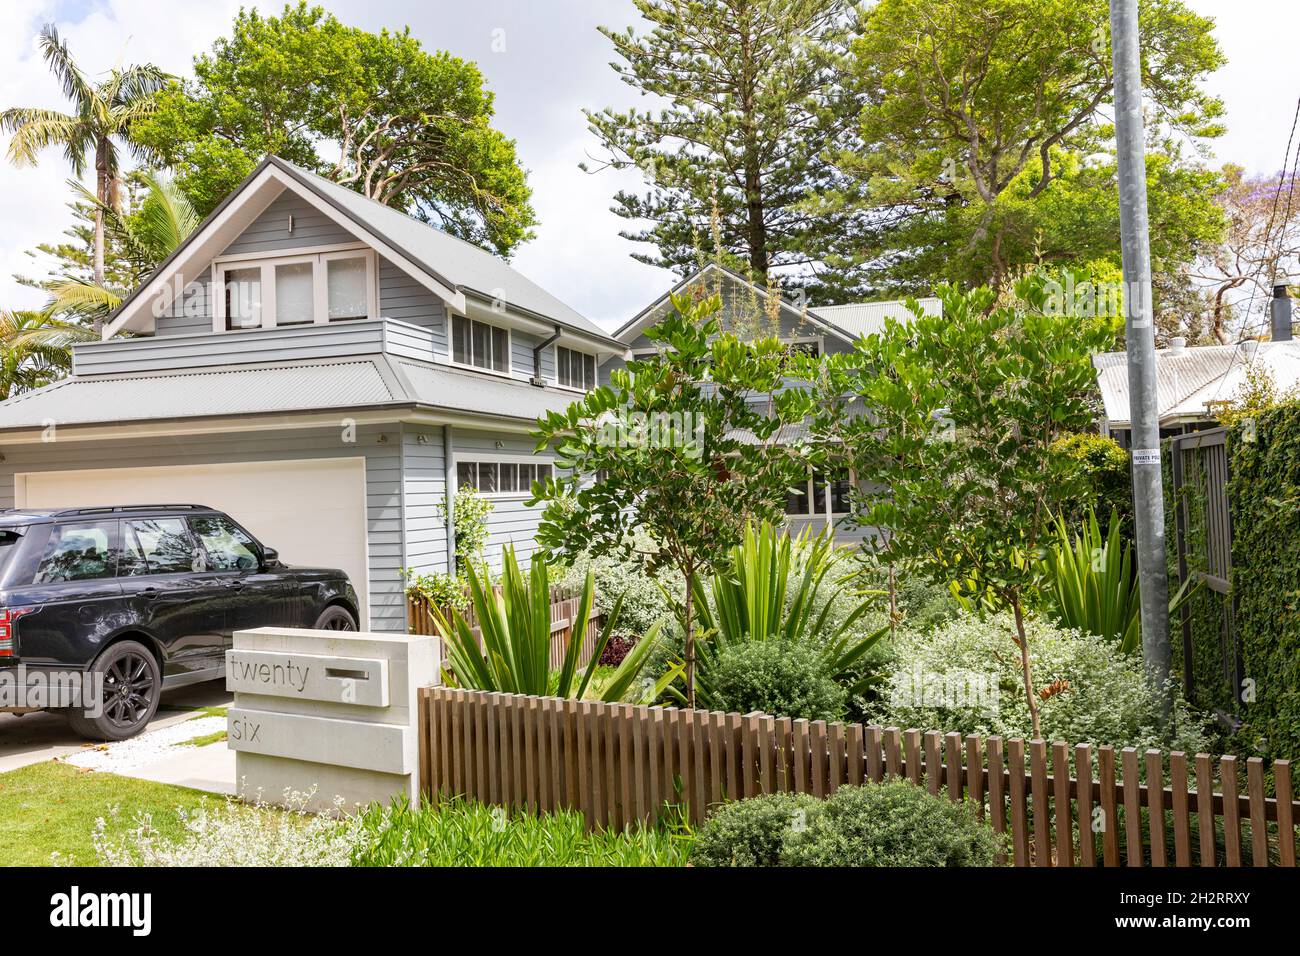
left=417, top=687, right=1300, bottom=867
left=407, top=587, right=603, bottom=673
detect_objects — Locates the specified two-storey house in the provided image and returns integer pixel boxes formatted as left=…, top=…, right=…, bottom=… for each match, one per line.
left=0, top=157, right=626, bottom=632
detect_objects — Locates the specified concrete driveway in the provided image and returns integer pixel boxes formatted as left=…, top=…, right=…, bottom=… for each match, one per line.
left=0, top=680, right=233, bottom=774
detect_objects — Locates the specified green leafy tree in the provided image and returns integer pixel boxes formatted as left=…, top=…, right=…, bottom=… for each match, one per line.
left=0, top=24, right=168, bottom=320
left=807, top=278, right=1115, bottom=736
left=133, top=3, right=536, bottom=256
left=583, top=0, right=869, bottom=300
left=827, top=0, right=1224, bottom=292
left=531, top=292, right=813, bottom=705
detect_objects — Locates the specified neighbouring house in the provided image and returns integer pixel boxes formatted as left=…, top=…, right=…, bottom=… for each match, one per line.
left=0, top=156, right=627, bottom=632
left=1093, top=337, right=1300, bottom=446
left=602, top=263, right=941, bottom=541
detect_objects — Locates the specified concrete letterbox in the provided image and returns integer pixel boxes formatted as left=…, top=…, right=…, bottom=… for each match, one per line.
left=225, top=627, right=438, bottom=812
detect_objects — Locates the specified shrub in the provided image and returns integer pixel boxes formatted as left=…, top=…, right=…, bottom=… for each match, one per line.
left=692, top=781, right=998, bottom=867
left=1224, top=401, right=1300, bottom=760
left=557, top=533, right=681, bottom=641
left=690, top=792, right=821, bottom=866
left=94, top=790, right=363, bottom=866
left=401, top=568, right=466, bottom=611
left=598, top=634, right=637, bottom=667
left=872, top=613, right=1210, bottom=754
left=1053, top=431, right=1132, bottom=531
left=781, top=780, right=999, bottom=867
left=709, top=641, right=847, bottom=722
left=437, top=545, right=658, bottom=701
left=353, top=797, right=689, bottom=867
left=677, top=522, right=885, bottom=709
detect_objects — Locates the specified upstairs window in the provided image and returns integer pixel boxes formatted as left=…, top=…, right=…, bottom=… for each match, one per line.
left=452, top=316, right=510, bottom=373
left=457, top=459, right=553, bottom=496
left=214, top=247, right=376, bottom=332
left=557, top=346, right=596, bottom=390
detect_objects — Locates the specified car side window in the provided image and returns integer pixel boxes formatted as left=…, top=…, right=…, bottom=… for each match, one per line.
left=188, top=515, right=260, bottom=572
left=33, top=520, right=118, bottom=584
left=120, top=518, right=199, bottom=576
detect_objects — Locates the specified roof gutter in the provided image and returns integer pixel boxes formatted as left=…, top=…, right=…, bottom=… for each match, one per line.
left=531, top=325, right=562, bottom=387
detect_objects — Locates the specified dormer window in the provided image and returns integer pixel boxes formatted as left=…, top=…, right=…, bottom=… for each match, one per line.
left=556, top=345, right=596, bottom=390
left=213, top=246, right=376, bottom=332
left=451, top=315, right=510, bottom=373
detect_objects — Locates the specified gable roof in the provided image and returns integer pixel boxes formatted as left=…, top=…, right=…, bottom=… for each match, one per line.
left=1093, top=340, right=1300, bottom=426
left=612, top=264, right=858, bottom=345
left=104, top=156, right=621, bottom=349
left=612, top=263, right=941, bottom=346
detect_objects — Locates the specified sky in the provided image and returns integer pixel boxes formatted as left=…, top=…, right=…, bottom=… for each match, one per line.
left=0, top=0, right=1298, bottom=333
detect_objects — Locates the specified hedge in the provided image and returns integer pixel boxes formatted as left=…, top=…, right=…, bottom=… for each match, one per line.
left=1225, top=402, right=1300, bottom=761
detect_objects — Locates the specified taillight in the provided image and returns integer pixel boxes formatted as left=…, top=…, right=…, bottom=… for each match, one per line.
left=0, top=607, right=37, bottom=657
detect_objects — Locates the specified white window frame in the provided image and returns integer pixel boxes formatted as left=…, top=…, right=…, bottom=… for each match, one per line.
left=785, top=466, right=855, bottom=519
left=449, top=314, right=513, bottom=377
left=779, top=335, right=824, bottom=359
left=553, top=344, right=598, bottom=393
left=455, top=455, right=554, bottom=499
left=211, top=244, right=377, bottom=332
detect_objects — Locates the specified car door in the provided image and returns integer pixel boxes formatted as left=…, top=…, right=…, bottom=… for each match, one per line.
left=187, top=513, right=289, bottom=644
left=117, top=516, right=228, bottom=676
left=8, top=518, right=124, bottom=668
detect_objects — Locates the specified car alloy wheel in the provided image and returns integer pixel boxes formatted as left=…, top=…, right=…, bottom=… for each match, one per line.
left=101, top=649, right=156, bottom=730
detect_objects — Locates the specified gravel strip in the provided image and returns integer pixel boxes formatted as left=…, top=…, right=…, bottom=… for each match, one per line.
left=64, top=716, right=228, bottom=773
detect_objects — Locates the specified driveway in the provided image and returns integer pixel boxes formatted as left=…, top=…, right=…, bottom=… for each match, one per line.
left=0, top=680, right=233, bottom=774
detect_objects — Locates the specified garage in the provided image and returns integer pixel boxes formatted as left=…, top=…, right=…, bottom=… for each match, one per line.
left=14, top=457, right=370, bottom=622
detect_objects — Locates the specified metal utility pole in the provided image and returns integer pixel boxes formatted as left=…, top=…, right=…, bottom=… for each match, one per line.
left=1110, top=0, right=1171, bottom=704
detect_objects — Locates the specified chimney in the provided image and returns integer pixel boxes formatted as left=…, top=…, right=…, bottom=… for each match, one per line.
left=1167, top=336, right=1186, bottom=355
left=1271, top=282, right=1293, bottom=342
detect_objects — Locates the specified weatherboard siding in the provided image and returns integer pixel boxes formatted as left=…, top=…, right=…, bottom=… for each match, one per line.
left=402, top=424, right=449, bottom=577
left=221, top=191, right=358, bottom=257
left=450, top=429, right=553, bottom=567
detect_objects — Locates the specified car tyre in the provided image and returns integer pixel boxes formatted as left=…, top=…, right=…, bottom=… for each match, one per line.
left=313, top=605, right=358, bottom=631
left=67, top=640, right=162, bottom=742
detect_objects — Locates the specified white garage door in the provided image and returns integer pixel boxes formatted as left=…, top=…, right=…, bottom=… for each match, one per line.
left=16, top=457, right=369, bottom=622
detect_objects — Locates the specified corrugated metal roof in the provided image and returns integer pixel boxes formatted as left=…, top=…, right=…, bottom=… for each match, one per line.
left=810, top=297, right=943, bottom=339
left=0, top=361, right=396, bottom=429
left=270, top=159, right=616, bottom=345
left=1093, top=341, right=1300, bottom=425
left=0, top=352, right=601, bottom=433
left=394, top=361, right=580, bottom=421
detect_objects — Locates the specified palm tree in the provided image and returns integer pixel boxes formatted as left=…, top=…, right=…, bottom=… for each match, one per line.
left=41, top=172, right=199, bottom=331
left=0, top=24, right=169, bottom=330
left=0, top=309, right=90, bottom=400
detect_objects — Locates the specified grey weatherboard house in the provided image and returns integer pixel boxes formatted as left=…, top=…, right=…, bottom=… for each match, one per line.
left=0, top=156, right=627, bottom=632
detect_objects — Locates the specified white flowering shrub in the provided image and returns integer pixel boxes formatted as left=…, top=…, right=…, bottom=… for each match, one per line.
left=871, top=612, right=1210, bottom=754
left=556, top=533, right=682, bottom=641
left=93, top=789, right=363, bottom=867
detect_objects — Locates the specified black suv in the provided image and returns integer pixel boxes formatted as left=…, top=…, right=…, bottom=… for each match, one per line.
left=0, top=504, right=359, bottom=741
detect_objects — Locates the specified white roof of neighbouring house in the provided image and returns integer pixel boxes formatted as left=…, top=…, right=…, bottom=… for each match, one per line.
left=811, top=297, right=943, bottom=339
left=1093, top=340, right=1300, bottom=427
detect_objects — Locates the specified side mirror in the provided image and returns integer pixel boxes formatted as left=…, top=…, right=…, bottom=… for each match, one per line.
left=261, top=547, right=280, bottom=569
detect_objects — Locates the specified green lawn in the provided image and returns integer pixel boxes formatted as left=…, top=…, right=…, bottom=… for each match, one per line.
left=0, top=760, right=216, bottom=866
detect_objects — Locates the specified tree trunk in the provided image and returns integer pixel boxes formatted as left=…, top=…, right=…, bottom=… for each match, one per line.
left=683, top=569, right=696, bottom=709
left=93, top=140, right=108, bottom=333
left=1011, top=595, right=1041, bottom=739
